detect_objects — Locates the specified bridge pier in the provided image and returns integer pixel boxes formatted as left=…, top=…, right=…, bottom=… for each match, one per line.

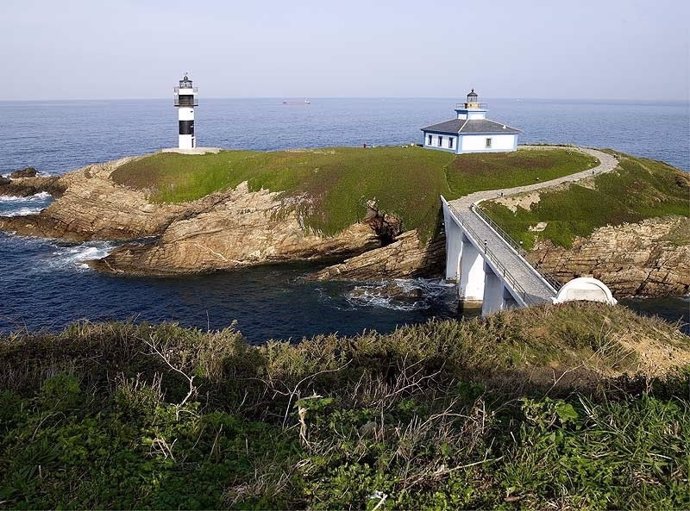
left=459, top=236, right=485, bottom=306
left=443, top=203, right=464, bottom=280
left=481, top=265, right=504, bottom=316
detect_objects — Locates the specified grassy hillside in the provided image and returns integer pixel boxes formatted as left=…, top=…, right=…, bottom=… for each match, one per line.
left=2, top=304, right=690, bottom=509
left=112, top=147, right=596, bottom=239
left=481, top=152, right=690, bottom=249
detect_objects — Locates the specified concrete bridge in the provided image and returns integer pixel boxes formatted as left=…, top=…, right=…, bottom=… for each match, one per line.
left=442, top=146, right=619, bottom=316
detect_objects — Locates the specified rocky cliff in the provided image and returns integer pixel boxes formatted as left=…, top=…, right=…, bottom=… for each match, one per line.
left=0, top=158, right=195, bottom=241
left=529, top=216, right=690, bottom=297
left=0, top=173, right=66, bottom=198
left=0, top=157, right=393, bottom=274
left=308, top=230, right=445, bottom=281
left=92, top=182, right=382, bottom=275
left=1, top=154, right=689, bottom=297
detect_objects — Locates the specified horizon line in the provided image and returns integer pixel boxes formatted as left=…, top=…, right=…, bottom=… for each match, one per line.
left=0, top=96, right=688, bottom=103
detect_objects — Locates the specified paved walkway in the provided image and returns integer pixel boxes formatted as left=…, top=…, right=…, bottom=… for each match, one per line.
left=445, top=146, right=619, bottom=305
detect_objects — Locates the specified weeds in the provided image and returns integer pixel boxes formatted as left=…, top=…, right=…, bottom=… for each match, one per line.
left=0, top=303, right=689, bottom=508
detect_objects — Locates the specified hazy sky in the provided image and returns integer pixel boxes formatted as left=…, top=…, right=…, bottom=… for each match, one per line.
left=2, top=0, right=688, bottom=100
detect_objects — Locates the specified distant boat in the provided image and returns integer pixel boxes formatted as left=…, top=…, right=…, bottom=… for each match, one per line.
left=282, top=98, right=311, bottom=105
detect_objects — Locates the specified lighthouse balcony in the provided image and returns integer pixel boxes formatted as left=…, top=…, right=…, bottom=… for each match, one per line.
left=174, top=92, right=199, bottom=107
left=456, top=102, right=487, bottom=109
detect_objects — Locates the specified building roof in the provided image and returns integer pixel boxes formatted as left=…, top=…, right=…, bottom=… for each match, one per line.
left=421, top=118, right=521, bottom=135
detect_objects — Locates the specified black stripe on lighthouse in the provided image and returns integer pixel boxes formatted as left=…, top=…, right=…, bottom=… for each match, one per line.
left=179, top=120, right=194, bottom=135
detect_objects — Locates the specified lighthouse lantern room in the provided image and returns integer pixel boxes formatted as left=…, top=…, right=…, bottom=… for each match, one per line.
left=173, top=73, right=198, bottom=149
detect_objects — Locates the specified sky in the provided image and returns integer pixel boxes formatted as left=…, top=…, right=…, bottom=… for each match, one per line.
left=2, top=0, right=688, bottom=101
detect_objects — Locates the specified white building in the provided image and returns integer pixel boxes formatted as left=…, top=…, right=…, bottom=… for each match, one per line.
left=421, top=90, right=520, bottom=154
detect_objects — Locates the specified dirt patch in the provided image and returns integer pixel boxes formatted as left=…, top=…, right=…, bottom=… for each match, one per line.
left=494, top=190, right=543, bottom=212
left=614, top=329, right=690, bottom=378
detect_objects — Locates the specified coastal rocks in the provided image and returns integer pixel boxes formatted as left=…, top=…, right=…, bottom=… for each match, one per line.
left=91, top=183, right=381, bottom=275
left=363, top=200, right=402, bottom=243
left=529, top=216, right=690, bottom=297
left=10, top=167, right=38, bottom=178
left=0, top=174, right=66, bottom=198
left=0, top=157, right=191, bottom=241
left=308, top=230, right=445, bottom=281
left=345, top=278, right=453, bottom=311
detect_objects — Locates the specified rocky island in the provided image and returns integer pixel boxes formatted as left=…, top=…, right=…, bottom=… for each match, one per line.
left=1, top=145, right=688, bottom=297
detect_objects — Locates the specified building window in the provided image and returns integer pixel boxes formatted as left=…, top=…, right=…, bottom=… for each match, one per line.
left=428, top=134, right=432, bottom=145
left=449, top=137, right=454, bottom=149
left=485, top=138, right=492, bottom=148
left=438, top=136, right=443, bottom=147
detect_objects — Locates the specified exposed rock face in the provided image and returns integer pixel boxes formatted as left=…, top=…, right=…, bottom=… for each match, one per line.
left=92, top=182, right=380, bottom=275
left=0, top=158, right=191, bottom=241
left=529, top=216, right=690, bottom=297
left=308, top=230, right=445, bottom=281
left=0, top=175, right=66, bottom=198
left=363, top=199, right=402, bottom=244
left=0, top=156, right=387, bottom=274
left=9, top=167, right=38, bottom=178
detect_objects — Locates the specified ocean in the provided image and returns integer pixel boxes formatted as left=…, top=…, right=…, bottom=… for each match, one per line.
left=0, top=98, right=688, bottom=340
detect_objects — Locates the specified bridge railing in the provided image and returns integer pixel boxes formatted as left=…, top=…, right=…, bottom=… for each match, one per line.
left=457, top=211, right=541, bottom=306
left=471, top=204, right=563, bottom=292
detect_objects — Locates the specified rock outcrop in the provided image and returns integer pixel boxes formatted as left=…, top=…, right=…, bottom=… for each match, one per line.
left=308, top=230, right=445, bottom=281
left=92, top=182, right=380, bottom=275
left=0, top=156, right=388, bottom=274
left=0, top=158, right=192, bottom=241
left=9, top=167, right=38, bottom=179
left=529, top=216, right=690, bottom=297
left=0, top=174, right=66, bottom=198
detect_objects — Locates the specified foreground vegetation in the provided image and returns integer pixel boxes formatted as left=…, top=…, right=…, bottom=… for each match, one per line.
left=112, top=146, right=596, bottom=239
left=482, top=152, right=690, bottom=249
left=2, top=303, right=690, bottom=509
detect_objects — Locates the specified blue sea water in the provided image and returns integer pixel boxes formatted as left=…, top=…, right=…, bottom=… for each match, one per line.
left=0, top=98, right=688, bottom=340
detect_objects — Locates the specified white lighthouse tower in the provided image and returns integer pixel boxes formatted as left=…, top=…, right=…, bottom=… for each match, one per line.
left=173, top=73, right=198, bottom=149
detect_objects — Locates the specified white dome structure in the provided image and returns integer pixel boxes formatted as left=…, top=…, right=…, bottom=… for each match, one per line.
left=553, top=277, right=617, bottom=305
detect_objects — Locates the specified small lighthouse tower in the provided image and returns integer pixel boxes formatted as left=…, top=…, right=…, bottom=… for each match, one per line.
left=173, top=73, right=198, bottom=149
left=454, top=89, right=487, bottom=120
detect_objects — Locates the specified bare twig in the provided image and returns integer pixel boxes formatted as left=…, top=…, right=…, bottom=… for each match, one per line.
left=281, top=360, right=352, bottom=429
left=144, top=335, right=197, bottom=417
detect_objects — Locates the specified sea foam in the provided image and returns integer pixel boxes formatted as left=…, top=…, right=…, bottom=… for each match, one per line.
left=47, top=242, right=116, bottom=271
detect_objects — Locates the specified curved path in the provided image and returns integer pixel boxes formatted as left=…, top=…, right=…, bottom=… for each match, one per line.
left=444, top=146, right=619, bottom=305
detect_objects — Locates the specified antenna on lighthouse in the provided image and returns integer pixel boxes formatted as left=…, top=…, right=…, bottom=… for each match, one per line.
left=173, top=73, right=198, bottom=149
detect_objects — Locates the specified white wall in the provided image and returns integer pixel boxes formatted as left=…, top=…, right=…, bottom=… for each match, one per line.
left=178, top=107, right=195, bottom=121
left=178, top=134, right=195, bottom=149
left=460, top=134, right=516, bottom=153
left=467, top=111, right=487, bottom=120
left=423, top=132, right=457, bottom=151
left=456, top=109, right=486, bottom=120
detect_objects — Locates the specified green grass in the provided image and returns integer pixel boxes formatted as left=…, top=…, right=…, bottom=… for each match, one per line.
left=112, top=147, right=597, bottom=240
left=481, top=153, right=690, bottom=249
left=445, top=147, right=598, bottom=196
left=1, top=304, right=689, bottom=509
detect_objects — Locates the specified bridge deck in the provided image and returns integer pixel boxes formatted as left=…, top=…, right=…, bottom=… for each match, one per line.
left=445, top=147, right=619, bottom=306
